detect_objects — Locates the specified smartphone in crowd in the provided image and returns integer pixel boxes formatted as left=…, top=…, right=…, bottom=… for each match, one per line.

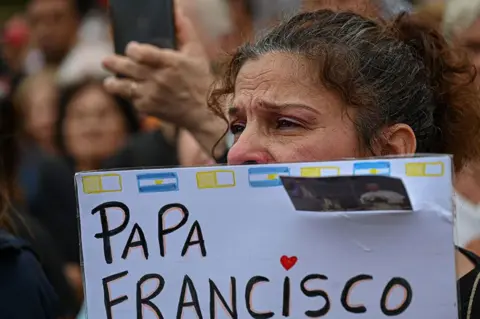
left=109, top=0, right=176, bottom=55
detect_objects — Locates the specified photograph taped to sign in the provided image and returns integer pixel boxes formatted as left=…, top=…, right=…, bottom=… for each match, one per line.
left=281, top=175, right=412, bottom=212
left=75, top=155, right=457, bottom=319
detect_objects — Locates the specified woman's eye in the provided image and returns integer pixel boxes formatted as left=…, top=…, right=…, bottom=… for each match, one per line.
left=276, top=118, right=301, bottom=129
left=229, top=122, right=246, bottom=135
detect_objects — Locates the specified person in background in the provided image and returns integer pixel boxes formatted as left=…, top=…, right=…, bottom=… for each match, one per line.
left=444, top=0, right=480, bottom=78
left=413, top=0, right=444, bottom=29
left=302, top=0, right=413, bottom=18
left=231, top=0, right=300, bottom=36
left=15, top=70, right=58, bottom=154
left=26, top=0, right=81, bottom=73
left=442, top=0, right=480, bottom=256
left=0, top=78, right=59, bottom=319
left=12, top=70, right=58, bottom=208
left=56, top=79, right=140, bottom=172
left=29, top=78, right=140, bottom=304
left=1, top=49, right=79, bottom=319
left=302, top=0, right=380, bottom=16
left=1, top=15, right=31, bottom=87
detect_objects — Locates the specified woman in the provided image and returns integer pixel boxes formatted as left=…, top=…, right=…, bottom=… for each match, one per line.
left=102, top=8, right=480, bottom=318
left=14, top=70, right=59, bottom=208
left=55, top=80, right=140, bottom=171
left=0, top=84, right=58, bottom=318
left=33, top=79, right=139, bottom=269
left=207, top=10, right=480, bottom=318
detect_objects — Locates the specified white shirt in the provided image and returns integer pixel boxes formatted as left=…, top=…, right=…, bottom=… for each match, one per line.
left=455, top=193, right=480, bottom=247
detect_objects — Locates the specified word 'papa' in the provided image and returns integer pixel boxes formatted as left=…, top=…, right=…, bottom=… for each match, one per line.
left=91, top=201, right=206, bottom=264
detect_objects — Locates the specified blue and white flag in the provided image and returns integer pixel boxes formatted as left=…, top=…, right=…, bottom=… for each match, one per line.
left=353, top=162, right=391, bottom=176
left=137, top=173, right=179, bottom=193
left=248, top=167, right=290, bottom=188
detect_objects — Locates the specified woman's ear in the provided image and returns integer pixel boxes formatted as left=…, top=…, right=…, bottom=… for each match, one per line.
left=372, top=124, right=417, bottom=156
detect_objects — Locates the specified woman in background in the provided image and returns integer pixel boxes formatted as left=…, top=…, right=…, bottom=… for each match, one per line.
left=0, top=83, right=58, bottom=318
left=13, top=70, right=59, bottom=209
left=30, top=79, right=140, bottom=299
left=56, top=79, right=140, bottom=172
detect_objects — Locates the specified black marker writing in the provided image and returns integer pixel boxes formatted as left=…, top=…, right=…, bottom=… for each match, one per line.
left=136, top=274, right=165, bottom=319
left=92, top=201, right=130, bottom=264
left=177, top=275, right=203, bottom=318
left=102, top=270, right=129, bottom=319
left=209, top=277, right=237, bottom=318
left=122, top=223, right=149, bottom=260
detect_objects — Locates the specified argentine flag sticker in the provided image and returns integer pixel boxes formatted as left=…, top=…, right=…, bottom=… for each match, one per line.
left=137, top=172, right=179, bottom=193
left=353, top=162, right=391, bottom=176
left=248, top=167, right=290, bottom=188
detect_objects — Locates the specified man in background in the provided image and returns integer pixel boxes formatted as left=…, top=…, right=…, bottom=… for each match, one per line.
left=26, top=0, right=80, bottom=72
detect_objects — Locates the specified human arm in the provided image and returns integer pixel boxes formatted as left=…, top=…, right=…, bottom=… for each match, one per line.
left=102, top=5, right=228, bottom=158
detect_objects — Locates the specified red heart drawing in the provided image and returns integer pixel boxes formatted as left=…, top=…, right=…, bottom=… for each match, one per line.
left=280, top=255, right=298, bottom=271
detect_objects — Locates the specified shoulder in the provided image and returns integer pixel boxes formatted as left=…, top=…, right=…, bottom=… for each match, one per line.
left=0, top=230, right=58, bottom=319
left=457, top=247, right=480, bottom=319
left=103, top=130, right=178, bottom=169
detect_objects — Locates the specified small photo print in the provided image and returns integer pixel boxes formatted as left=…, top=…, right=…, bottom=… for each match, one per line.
left=281, top=175, right=412, bottom=212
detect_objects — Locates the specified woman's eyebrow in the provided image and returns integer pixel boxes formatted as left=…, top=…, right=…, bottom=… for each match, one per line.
left=258, top=101, right=321, bottom=114
left=228, top=101, right=321, bottom=116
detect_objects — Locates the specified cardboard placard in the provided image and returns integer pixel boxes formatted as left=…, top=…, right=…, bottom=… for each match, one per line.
left=76, top=155, right=457, bottom=318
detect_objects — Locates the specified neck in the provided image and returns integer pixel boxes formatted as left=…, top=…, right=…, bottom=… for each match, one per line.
left=456, top=164, right=480, bottom=204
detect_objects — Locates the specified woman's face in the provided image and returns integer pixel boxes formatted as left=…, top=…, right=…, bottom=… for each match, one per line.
left=227, top=52, right=361, bottom=165
left=24, top=81, right=58, bottom=152
left=63, top=85, right=128, bottom=168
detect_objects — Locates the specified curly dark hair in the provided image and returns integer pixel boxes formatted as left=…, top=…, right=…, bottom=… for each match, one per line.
left=208, top=9, right=480, bottom=170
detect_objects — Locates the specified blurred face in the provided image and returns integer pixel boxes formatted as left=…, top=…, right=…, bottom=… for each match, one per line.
left=24, top=80, right=58, bottom=152
left=227, top=52, right=360, bottom=165
left=458, top=18, right=480, bottom=80
left=2, top=16, right=30, bottom=72
left=63, top=85, right=128, bottom=168
left=178, top=0, right=234, bottom=60
left=27, top=0, right=79, bottom=64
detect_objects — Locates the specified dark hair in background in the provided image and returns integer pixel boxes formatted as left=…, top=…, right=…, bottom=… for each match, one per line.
left=74, top=0, right=96, bottom=18
left=55, top=79, right=141, bottom=160
left=0, top=92, right=19, bottom=232
left=209, top=9, right=480, bottom=170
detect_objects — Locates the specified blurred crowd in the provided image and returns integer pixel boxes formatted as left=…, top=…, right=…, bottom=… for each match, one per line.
left=0, top=0, right=480, bottom=318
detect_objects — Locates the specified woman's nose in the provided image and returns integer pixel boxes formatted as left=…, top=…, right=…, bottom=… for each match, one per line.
left=227, top=134, right=271, bottom=165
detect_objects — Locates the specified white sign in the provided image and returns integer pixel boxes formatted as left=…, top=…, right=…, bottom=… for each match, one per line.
left=76, top=155, right=458, bottom=318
